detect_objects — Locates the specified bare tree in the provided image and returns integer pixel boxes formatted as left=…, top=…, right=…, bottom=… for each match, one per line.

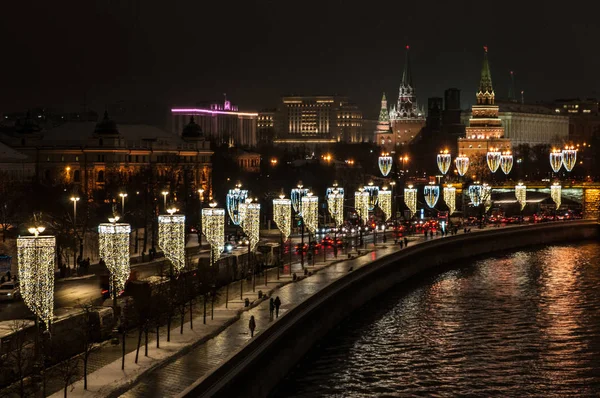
left=77, top=301, right=99, bottom=390
left=1, top=320, right=34, bottom=398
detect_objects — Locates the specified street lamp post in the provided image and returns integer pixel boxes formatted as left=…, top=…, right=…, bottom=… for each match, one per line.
left=389, top=181, right=396, bottom=242
left=161, top=191, right=169, bottom=212
left=70, top=196, right=80, bottom=268
left=198, top=188, right=204, bottom=248
left=119, top=193, right=128, bottom=217
left=70, top=196, right=80, bottom=225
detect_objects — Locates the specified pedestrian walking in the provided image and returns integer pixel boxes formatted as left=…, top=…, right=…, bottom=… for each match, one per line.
left=269, top=298, right=275, bottom=319
left=423, top=229, right=428, bottom=239
left=429, top=230, right=433, bottom=238
left=399, top=239, right=404, bottom=249
left=249, top=315, right=256, bottom=337
left=404, top=237, right=408, bottom=247
left=274, top=296, right=281, bottom=318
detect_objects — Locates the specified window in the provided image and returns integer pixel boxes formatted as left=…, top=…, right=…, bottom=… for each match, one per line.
left=61, top=156, right=65, bottom=162
left=75, top=156, right=79, bottom=161
left=97, top=170, right=104, bottom=183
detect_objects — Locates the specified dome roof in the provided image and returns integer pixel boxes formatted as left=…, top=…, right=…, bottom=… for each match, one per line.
left=182, top=116, right=203, bottom=138
left=94, top=111, right=119, bottom=135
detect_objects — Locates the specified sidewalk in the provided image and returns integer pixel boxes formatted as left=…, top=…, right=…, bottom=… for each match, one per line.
left=42, top=233, right=422, bottom=398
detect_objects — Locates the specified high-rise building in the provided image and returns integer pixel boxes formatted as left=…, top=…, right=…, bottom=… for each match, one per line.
left=388, top=46, right=426, bottom=146
left=171, top=98, right=258, bottom=148
left=257, top=109, right=278, bottom=145
left=458, top=47, right=511, bottom=159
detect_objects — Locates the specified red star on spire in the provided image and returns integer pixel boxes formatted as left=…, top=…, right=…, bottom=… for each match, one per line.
left=483, top=45, right=488, bottom=52
left=406, top=45, right=410, bottom=50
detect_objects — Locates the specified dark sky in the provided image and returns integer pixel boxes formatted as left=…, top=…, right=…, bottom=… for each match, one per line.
left=3, top=0, right=599, bottom=119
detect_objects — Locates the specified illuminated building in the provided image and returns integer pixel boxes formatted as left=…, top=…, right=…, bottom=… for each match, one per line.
left=374, top=93, right=394, bottom=152
left=549, top=98, right=600, bottom=143
left=257, top=109, right=277, bottom=144
left=171, top=97, right=258, bottom=147
left=458, top=47, right=511, bottom=158
left=388, top=46, right=426, bottom=149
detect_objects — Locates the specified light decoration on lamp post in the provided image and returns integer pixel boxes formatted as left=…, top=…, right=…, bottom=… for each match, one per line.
left=98, top=216, right=131, bottom=300
left=17, top=226, right=55, bottom=329
left=378, top=187, right=392, bottom=221
left=423, top=182, right=440, bottom=209
left=355, top=190, right=369, bottom=223
left=226, top=184, right=248, bottom=225
left=326, top=184, right=345, bottom=227
left=468, top=183, right=484, bottom=207
left=202, top=202, right=225, bottom=263
left=443, top=185, right=456, bottom=215
left=500, top=151, right=514, bottom=174
left=549, top=149, right=563, bottom=173
left=455, top=154, right=470, bottom=177
left=273, top=195, right=292, bottom=240
left=404, top=185, right=417, bottom=218
left=551, top=182, right=562, bottom=210
left=562, top=146, right=577, bottom=172
left=378, top=152, right=393, bottom=177
left=291, top=183, right=309, bottom=215
left=482, top=183, right=493, bottom=213
left=486, top=148, right=501, bottom=173
left=158, top=207, right=185, bottom=274
left=301, top=193, right=318, bottom=235
left=364, top=182, right=379, bottom=211
left=240, top=200, right=260, bottom=252
left=437, top=149, right=451, bottom=175
left=515, top=183, right=527, bottom=211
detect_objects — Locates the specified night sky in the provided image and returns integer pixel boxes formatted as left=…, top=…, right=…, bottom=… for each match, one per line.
left=3, top=0, right=598, bottom=118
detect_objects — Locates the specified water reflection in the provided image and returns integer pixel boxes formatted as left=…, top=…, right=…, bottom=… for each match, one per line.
left=272, top=241, right=600, bottom=397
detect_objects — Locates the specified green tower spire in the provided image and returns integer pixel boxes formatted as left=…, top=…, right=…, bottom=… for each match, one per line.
left=378, top=93, right=389, bottom=122
left=477, top=46, right=495, bottom=105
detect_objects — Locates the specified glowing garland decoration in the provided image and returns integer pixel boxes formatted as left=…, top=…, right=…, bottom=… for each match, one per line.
left=562, top=146, right=577, bottom=172
left=437, top=150, right=451, bottom=175
left=468, top=183, right=484, bottom=207
left=301, top=195, right=318, bottom=235
left=515, top=183, right=527, bottom=211
left=202, top=207, right=225, bottom=261
left=483, top=183, right=492, bottom=213
left=423, top=183, right=440, bottom=209
left=273, top=197, right=292, bottom=240
left=500, top=151, right=513, bottom=175
left=549, top=149, right=563, bottom=173
left=404, top=185, right=417, bottom=218
left=551, top=183, right=562, bottom=210
left=291, top=187, right=309, bottom=215
left=226, top=187, right=248, bottom=225
left=326, top=187, right=345, bottom=227
left=378, top=153, right=393, bottom=177
left=98, top=223, right=131, bottom=297
left=17, top=235, right=55, bottom=329
left=455, top=154, right=470, bottom=177
left=443, top=185, right=456, bottom=215
left=378, top=188, right=392, bottom=221
left=486, top=148, right=501, bottom=173
left=364, top=183, right=379, bottom=211
left=158, top=213, right=186, bottom=273
left=354, top=190, right=369, bottom=223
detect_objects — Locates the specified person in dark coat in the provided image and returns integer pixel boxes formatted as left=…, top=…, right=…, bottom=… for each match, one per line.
left=249, top=315, right=256, bottom=337
left=269, top=298, right=275, bottom=319
left=404, top=237, right=408, bottom=247
left=274, top=296, right=281, bottom=318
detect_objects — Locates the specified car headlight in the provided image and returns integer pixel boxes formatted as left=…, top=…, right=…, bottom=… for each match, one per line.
left=7, top=293, right=11, bottom=296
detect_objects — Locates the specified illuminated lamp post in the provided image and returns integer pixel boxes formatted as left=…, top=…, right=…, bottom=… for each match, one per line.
left=301, top=193, right=318, bottom=265
left=389, top=181, right=397, bottom=241
left=424, top=182, right=440, bottom=209
left=437, top=149, right=451, bottom=175
left=551, top=182, right=561, bottom=219
left=202, top=202, right=225, bottom=305
left=455, top=154, right=470, bottom=177
left=18, top=225, right=55, bottom=331
left=273, top=194, right=291, bottom=277
left=98, top=215, right=131, bottom=312
left=378, top=187, right=392, bottom=245
left=515, top=183, right=527, bottom=222
left=562, top=146, right=577, bottom=172
left=486, top=147, right=501, bottom=173
left=226, top=183, right=248, bottom=226
left=291, top=182, right=309, bottom=268
left=378, top=152, right=393, bottom=177
left=158, top=207, right=185, bottom=276
left=197, top=189, right=204, bottom=248
left=70, top=196, right=80, bottom=225
left=326, top=183, right=344, bottom=258
left=70, top=196, right=82, bottom=268
left=500, top=151, right=513, bottom=175
left=119, top=192, right=128, bottom=217
left=550, top=148, right=563, bottom=174
left=161, top=191, right=169, bottom=212
left=443, top=184, right=456, bottom=215
left=240, top=199, right=260, bottom=291
left=404, top=184, right=417, bottom=219
left=354, top=189, right=369, bottom=248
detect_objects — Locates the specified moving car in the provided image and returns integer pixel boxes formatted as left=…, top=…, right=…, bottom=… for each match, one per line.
left=0, top=281, right=20, bottom=301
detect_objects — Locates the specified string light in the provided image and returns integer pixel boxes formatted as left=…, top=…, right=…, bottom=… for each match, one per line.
left=437, top=150, right=451, bottom=175
left=443, top=185, right=456, bottom=215
left=98, top=221, right=131, bottom=297
left=515, top=183, right=527, bottom=210
left=364, top=182, right=379, bottom=211
left=423, top=183, right=440, bottom=208
left=301, top=194, right=318, bottom=235
left=158, top=209, right=185, bottom=273
left=483, top=183, right=492, bottom=212
left=202, top=205, right=225, bottom=261
left=327, top=186, right=345, bottom=227
left=455, top=154, right=470, bottom=176
left=551, top=182, right=562, bottom=210
left=378, top=188, right=392, bottom=221
left=354, top=190, right=369, bottom=223
left=549, top=149, right=563, bottom=173
left=486, top=148, right=501, bottom=173
left=17, top=233, right=55, bottom=329
left=240, top=202, right=261, bottom=252
left=562, top=146, right=577, bottom=172
left=500, top=151, right=513, bottom=174
left=226, top=185, right=248, bottom=225
left=291, top=185, right=309, bottom=215
left=378, top=153, right=393, bottom=177
left=404, top=185, right=417, bottom=217
left=468, top=183, right=484, bottom=207
left=273, top=196, right=292, bottom=240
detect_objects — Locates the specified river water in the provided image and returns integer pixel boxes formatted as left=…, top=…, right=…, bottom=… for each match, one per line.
left=272, top=241, right=600, bottom=397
